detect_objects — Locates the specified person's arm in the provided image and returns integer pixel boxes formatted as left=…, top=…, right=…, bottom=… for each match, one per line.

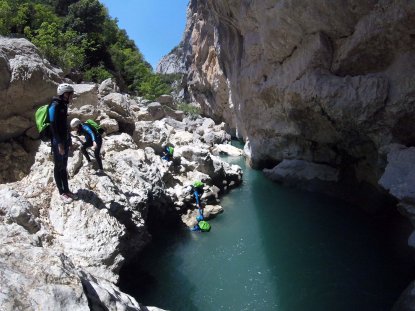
left=48, top=102, right=62, bottom=144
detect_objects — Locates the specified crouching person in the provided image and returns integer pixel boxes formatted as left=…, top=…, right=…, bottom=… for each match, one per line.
left=70, top=118, right=104, bottom=174
left=191, top=215, right=211, bottom=232
left=161, top=144, right=174, bottom=161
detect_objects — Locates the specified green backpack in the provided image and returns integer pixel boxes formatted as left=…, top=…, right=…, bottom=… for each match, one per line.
left=193, top=181, right=204, bottom=189
left=198, top=220, right=211, bottom=232
left=85, top=119, right=105, bottom=135
left=167, top=146, right=174, bottom=155
left=34, top=104, right=51, bottom=141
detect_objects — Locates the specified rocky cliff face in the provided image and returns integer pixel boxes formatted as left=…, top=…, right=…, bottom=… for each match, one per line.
left=0, top=38, right=242, bottom=310
left=156, top=43, right=187, bottom=74
left=0, top=37, right=62, bottom=141
left=155, top=6, right=194, bottom=75
left=181, top=0, right=415, bottom=208
left=177, top=0, right=415, bottom=308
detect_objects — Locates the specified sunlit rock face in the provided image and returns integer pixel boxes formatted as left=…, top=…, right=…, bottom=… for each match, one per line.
left=0, top=37, right=62, bottom=142
left=180, top=1, right=415, bottom=307
left=0, top=37, right=243, bottom=310
left=156, top=45, right=187, bottom=74
left=182, top=0, right=415, bottom=196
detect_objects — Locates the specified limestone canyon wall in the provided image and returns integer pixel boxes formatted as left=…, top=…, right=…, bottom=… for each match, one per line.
left=180, top=1, right=415, bottom=306
left=182, top=0, right=415, bottom=208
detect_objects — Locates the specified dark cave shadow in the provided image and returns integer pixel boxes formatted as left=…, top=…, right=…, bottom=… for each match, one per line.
left=118, top=227, right=200, bottom=311
left=76, top=187, right=200, bottom=310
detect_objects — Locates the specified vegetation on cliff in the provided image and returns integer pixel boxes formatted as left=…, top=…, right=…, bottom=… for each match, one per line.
left=0, top=0, right=171, bottom=99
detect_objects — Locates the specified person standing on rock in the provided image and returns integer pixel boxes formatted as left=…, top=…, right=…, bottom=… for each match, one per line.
left=49, top=83, right=78, bottom=204
left=70, top=118, right=104, bottom=174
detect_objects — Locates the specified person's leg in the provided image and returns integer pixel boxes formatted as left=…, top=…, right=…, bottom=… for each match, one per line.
left=81, top=141, right=92, bottom=162
left=194, top=190, right=200, bottom=207
left=60, top=142, right=79, bottom=199
left=61, top=143, right=70, bottom=193
left=52, top=141, right=73, bottom=203
left=94, top=138, right=103, bottom=170
left=52, top=140, right=65, bottom=195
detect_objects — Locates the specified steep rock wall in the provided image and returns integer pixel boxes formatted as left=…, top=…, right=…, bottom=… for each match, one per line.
left=180, top=0, right=415, bottom=307
left=182, top=0, right=415, bottom=200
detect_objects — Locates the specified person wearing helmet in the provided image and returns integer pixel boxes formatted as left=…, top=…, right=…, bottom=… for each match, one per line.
left=191, top=181, right=205, bottom=217
left=161, top=144, right=174, bottom=161
left=49, top=83, right=78, bottom=204
left=192, top=181, right=204, bottom=207
left=70, top=118, right=104, bottom=174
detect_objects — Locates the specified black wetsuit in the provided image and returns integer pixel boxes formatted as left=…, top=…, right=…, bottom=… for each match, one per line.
left=48, top=97, right=71, bottom=195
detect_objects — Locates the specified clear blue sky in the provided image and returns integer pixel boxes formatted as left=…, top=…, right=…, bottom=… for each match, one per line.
left=100, top=0, right=189, bottom=70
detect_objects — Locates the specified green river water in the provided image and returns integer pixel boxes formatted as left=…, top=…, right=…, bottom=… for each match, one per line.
left=119, top=153, right=415, bottom=311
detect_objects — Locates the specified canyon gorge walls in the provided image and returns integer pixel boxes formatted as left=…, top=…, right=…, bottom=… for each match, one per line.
left=161, top=1, right=415, bottom=307
left=162, top=0, right=415, bottom=213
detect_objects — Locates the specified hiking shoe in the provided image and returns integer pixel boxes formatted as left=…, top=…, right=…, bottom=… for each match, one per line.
left=66, top=192, right=79, bottom=200
left=60, top=193, right=73, bottom=204
left=96, top=169, right=105, bottom=175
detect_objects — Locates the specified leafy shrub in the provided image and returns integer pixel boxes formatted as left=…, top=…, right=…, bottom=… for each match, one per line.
left=83, top=65, right=113, bottom=83
left=139, top=74, right=172, bottom=101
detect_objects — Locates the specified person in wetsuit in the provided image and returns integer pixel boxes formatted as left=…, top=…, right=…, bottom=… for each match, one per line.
left=49, top=83, right=78, bottom=204
left=70, top=118, right=104, bottom=174
left=191, top=181, right=205, bottom=217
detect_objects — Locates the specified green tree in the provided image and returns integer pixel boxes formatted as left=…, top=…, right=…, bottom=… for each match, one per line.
left=39, top=0, right=78, bottom=16
left=11, top=3, right=35, bottom=34
left=83, top=64, right=113, bottom=83
left=32, top=3, right=61, bottom=29
left=65, top=0, right=105, bottom=33
left=0, top=0, right=12, bottom=35
left=139, top=74, right=172, bottom=100
left=28, top=21, right=87, bottom=71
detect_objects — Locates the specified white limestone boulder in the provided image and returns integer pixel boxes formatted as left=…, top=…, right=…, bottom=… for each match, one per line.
left=211, top=144, right=243, bottom=157
left=156, top=94, right=174, bottom=106
left=147, top=102, right=166, bottom=120
left=133, top=120, right=174, bottom=152
left=0, top=188, right=40, bottom=234
left=98, top=78, right=120, bottom=97
left=99, top=118, right=119, bottom=134
left=0, top=37, right=62, bottom=141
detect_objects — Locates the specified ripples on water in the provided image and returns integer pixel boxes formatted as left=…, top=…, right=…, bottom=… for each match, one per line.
left=119, top=150, right=415, bottom=311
